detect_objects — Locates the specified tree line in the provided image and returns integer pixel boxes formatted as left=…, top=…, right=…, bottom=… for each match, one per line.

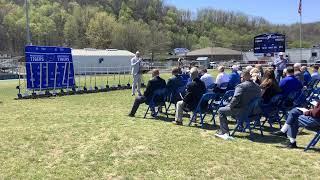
left=0, top=0, right=319, bottom=59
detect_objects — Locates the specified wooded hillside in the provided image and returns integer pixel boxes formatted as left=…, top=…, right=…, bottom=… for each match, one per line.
left=1, top=0, right=319, bottom=57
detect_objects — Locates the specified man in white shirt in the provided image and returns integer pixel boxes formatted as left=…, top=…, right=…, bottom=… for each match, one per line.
left=200, top=68, right=215, bottom=88
left=215, top=66, right=229, bottom=92
left=131, top=51, right=142, bottom=96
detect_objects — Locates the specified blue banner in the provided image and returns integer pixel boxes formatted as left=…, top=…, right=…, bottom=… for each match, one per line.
left=25, top=46, right=75, bottom=90
left=254, top=33, right=286, bottom=55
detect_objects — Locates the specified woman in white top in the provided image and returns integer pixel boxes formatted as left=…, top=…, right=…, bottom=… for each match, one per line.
left=216, top=66, right=229, bottom=90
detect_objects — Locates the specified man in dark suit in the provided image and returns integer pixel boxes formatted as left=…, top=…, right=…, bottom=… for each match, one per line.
left=128, top=69, right=166, bottom=117
left=173, top=67, right=207, bottom=125
left=215, top=70, right=261, bottom=140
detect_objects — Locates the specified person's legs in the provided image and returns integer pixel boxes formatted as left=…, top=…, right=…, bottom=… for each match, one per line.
left=273, top=108, right=302, bottom=138
left=282, top=108, right=303, bottom=133
left=132, top=75, right=137, bottom=95
left=136, top=74, right=142, bottom=95
left=218, top=106, right=234, bottom=134
left=129, top=96, right=146, bottom=116
left=175, top=101, right=185, bottom=122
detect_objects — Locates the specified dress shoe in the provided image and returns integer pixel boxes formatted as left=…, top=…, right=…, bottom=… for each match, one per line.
left=128, top=113, right=135, bottom=117
left=272, top=131, right=287, bottom=137
left=287, top=142, right=298, bottom=149
left=172, top=121, right=183, bottom=126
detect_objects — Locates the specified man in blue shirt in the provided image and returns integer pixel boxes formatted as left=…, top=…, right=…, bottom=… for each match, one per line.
left=279, top=66, right=303, bottom=96
left=228, top=65, right=241, bottom=90
left=301, top=66, right=311, bottom=86
left=274, top=52, right=288, bottom=82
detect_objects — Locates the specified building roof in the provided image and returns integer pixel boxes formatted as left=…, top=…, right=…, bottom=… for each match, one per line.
left=187, top=47, right=242, bottom=56
left=72, top=48, right=135, bottom=57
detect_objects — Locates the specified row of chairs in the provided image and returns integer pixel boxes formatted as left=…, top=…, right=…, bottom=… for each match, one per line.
left=143, top=79, right=320, bottom=151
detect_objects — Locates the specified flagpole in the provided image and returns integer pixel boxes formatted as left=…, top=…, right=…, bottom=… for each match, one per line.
left=299, top=0, right=302, bottom=61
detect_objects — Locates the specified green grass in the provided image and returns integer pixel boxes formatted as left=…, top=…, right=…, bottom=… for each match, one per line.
left=1, top=70, right=320, bottom=179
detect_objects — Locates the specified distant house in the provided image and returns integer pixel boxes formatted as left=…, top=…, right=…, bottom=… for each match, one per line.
left=186, top=47, right=243, bottom=62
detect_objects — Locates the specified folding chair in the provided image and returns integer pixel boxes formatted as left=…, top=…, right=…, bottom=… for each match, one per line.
left=218, top=82, right=229, bottom=90
left=180, top=74, right=190, bottom=86
left=260, top=94, right=283, bottom=129
left=207, top=83, right=217, bottom=91
left=298, top=116, right=320, bottom=151
left=231, top=97, right=263, bottom=138
left=188, top=92, right=217, bottom=128
left=166, top=85, right=185, bottom=114
left=144, top=89, right=168, bottom=119
left=279, top=91, right=301, bottom=121
left=307, top=88, right=320, bottom=103
left=307, top=78, right=320, bottom=90
left=210, top=90, right=235, bottom=125
left=293, top=89, right=312, bottom=108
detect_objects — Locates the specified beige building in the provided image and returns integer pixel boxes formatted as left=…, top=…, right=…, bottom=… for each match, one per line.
left=186, top=47, right=243, bottom=62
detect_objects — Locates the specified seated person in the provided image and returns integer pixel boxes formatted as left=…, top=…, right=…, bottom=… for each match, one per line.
left=255, top=64, right=264, bottom=78
left=128, top=69, right=166, bottom=117
left=301, top=66, right=312, bottom=86
left=173, top=67, right=207, bottom=125
left=250, top=68, right=262, bottom=85
left=260, top=68, right=281, bottom=104
left=273, top=102, right=320, bottom=148
left=279, top=66, right=303, bottom=97
left=311, top=65, right=320, bottom=80
left=294, top=63, right=304, bottom=85
left=166, top=67, right=184, bottom=101
left=200, top=68, right=215, bottom=88
left=166, top=67, right=183, bottom=93
left=215, top=66, right=229, bottom=93
left=215, top=70, right=261, bottom=140
left=228, top=65, right=241, bottom=90
left=245, top=65, right=253, bottom=72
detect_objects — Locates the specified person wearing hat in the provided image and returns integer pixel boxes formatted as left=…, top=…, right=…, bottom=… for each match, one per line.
left=228, top=65, right=241, bottom=90
left=274, top=52, right=288, bottom=82
left=131, top=51, right=142, bottom=96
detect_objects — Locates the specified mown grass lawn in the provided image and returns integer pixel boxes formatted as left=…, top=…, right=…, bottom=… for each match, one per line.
left=0, top=70, right=320, bottom=179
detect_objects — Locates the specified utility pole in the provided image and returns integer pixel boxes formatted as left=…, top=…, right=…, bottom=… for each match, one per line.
left=25, top=0, right=32, bottom=45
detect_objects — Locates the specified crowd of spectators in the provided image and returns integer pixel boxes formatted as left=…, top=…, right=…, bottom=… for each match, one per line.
left=129, top=53, right=320, bottom=149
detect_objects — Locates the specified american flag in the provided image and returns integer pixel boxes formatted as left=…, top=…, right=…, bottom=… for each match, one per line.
left=298, top=0, right=302, bottom=15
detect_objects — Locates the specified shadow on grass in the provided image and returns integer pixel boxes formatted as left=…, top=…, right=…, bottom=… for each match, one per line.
left=274, top=144, right=320, bottom=153
left=231, top=131, right=287, bottom=144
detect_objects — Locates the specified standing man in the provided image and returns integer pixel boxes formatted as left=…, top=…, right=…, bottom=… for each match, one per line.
left=274, top=52, right=288, bottom=82
left=131, top=51, right=142, bottom=96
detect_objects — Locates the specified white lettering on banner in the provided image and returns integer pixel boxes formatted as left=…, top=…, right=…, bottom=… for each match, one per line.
left=57, top=55, right=70, bottom=62
left=30, top=55, right=45, bottom=62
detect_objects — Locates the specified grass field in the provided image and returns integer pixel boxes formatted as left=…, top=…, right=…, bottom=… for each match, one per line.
left=1, top=70, right=320, bottom=179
